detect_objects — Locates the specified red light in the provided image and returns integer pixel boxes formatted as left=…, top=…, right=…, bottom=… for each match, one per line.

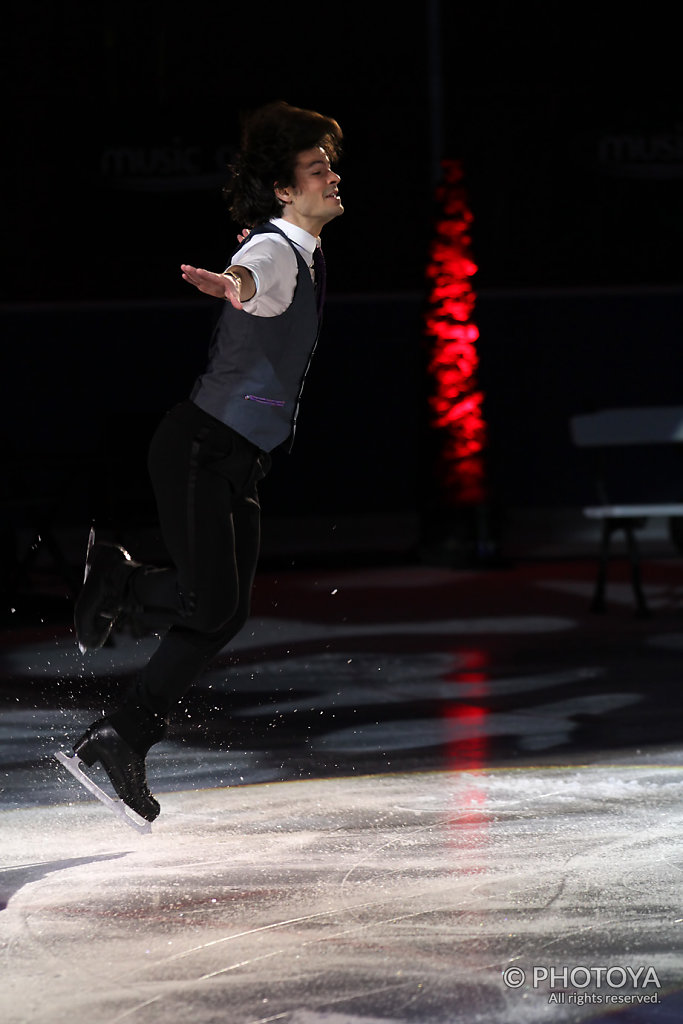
left=425, top=159, right=486, bottom=506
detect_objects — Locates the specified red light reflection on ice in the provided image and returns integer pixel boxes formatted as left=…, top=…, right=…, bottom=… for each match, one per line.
left=444, top=651, right=491, bottom=849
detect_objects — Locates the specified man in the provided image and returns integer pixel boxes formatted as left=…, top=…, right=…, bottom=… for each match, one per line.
left=59, top=101, right=344, bottom=825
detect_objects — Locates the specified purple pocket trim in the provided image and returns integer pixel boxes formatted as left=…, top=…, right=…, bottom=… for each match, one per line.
left=244, top=394, right=286, bottom=407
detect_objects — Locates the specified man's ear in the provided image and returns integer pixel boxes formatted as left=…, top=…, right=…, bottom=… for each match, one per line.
left=274, top=182, right=293, bottom=206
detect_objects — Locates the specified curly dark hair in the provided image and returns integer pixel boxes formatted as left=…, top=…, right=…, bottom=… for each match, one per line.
left=224, top=101, right=343, bottom=227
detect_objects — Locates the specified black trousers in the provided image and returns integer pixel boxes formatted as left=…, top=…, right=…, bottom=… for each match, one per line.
left=128, top=400, right=270, bottom=717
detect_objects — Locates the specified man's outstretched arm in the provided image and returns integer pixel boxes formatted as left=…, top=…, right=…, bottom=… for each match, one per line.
left=180, top=264, right=256, bottom=309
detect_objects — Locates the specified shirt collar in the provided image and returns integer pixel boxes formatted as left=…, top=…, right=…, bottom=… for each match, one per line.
left=270, top=217, right=319, bottom=259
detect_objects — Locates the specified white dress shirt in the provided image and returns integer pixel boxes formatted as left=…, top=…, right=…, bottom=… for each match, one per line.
left=232, top=218, right=319, bottom=318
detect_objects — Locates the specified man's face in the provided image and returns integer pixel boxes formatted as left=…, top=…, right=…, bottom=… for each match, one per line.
left=276, top=146, right=343, bottom=234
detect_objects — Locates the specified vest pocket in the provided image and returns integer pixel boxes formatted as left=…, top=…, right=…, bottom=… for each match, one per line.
left=244, top=394, right=286, bottom=407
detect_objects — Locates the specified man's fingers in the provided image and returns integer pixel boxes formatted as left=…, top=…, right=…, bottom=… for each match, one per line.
left=181, top=263, right=243, bottom=305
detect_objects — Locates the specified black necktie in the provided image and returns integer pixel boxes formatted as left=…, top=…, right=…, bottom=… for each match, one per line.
left=313, top=245, right=326, bottom=317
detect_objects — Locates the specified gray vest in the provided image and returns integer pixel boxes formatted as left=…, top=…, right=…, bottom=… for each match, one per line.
left=190, top=223, right=321, bottom=452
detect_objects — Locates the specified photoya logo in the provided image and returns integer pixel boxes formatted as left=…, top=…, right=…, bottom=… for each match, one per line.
left=598, top=122, right=683, bottom=178
left=503, top=964, right=662, bottom=1008
left=100, top=139, right=234, bottom=192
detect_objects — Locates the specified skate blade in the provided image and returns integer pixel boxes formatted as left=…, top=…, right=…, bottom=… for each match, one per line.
left=83, top=525, right=96, bottom=583
left=54, top=751, right=153, bottom=835
left=77, top=527, right=132, bottom=655
left=77, top=527, right=97, bottom=654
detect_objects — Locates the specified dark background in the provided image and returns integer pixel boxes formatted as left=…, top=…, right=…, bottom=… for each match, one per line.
left=7, top=2, right=683, bottom=300
left=4, top=2, right=683, bottom=565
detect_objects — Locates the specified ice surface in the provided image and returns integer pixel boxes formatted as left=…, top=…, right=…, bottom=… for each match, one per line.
left=2, top=764, right=683, bottom=1024
left=3, top=560, right=683, bottom=1022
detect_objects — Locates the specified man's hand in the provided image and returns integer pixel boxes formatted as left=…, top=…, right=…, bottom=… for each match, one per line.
left=181, top=264, right=252, bottom=309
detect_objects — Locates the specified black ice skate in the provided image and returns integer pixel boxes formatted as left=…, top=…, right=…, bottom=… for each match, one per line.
left=55, top=719, right=160, bottom=833
left=74, top=528, right=140, bottom=653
